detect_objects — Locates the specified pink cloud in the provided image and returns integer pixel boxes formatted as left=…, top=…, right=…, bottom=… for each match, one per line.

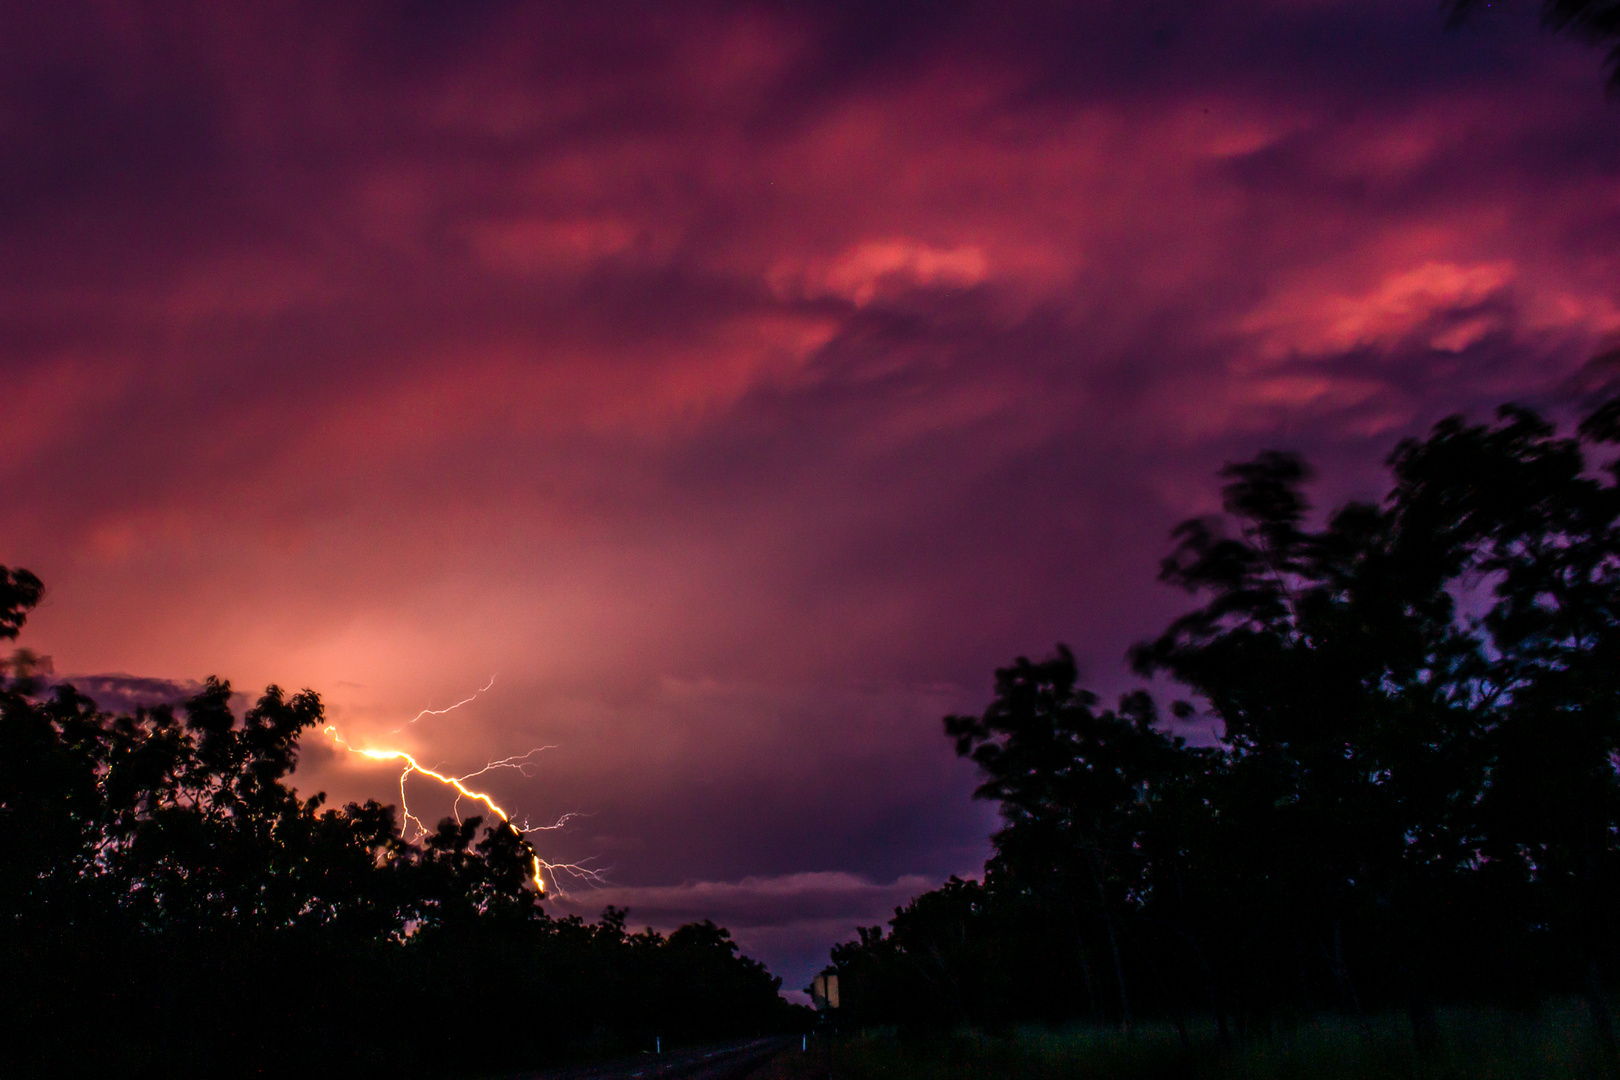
left=1244, top=260, right=1518, bottom=359
left=778, top=239, right=990, bottom=306
left=1, top=0, right=1615, bottom=986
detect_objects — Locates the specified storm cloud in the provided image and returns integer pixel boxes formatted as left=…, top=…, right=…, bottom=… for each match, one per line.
left=3, top=0, right=1616, bottom=991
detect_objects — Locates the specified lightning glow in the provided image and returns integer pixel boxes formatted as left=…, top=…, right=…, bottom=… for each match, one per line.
left=325, top=725, right=550, bottom=890
left=406, top=675, right=496, bottom=725
left=323, top=679, right=605, bottom=896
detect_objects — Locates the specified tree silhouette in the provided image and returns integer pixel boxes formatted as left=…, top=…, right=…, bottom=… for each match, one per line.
left=0, top=565, right=42, bottom=641
left=828, top=395, right=1620, bottom=1055
left=1388, top=403, right=1620, bottom=1056
left=1450, top=0, right=1620, bottom=89
left=0, top=579, right=803, bottom=1078
left=945, top=652, right=1194, bottom=1033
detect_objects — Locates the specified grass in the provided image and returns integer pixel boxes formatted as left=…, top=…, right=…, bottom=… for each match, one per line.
left=750, top=1001, right=1612, bottom=1080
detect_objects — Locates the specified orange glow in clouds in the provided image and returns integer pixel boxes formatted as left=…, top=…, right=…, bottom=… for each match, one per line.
left=322, top=678, right=598, bottom=895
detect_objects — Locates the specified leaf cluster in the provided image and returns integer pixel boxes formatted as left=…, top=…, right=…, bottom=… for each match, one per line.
left=830, top=397, right=1620, bottom=1046
left=0, top=640, right=801, bottom=1077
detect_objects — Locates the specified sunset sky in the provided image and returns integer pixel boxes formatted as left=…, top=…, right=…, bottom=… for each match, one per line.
left=4, top=0, right=1618, bottom=993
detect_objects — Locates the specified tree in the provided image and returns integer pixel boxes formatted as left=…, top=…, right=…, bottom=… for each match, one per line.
left=1130, top=444, right=1497, bottom=1048
left=829, top=394, right=1620, bottom=1055
left=0, top=565, right=42, bottom=641
left=1386, top=402, right=1620, bottom=1054
left=945, top=650, right=1197, bottom=1032
left=0, top=572, right=800, bottom=1078
left=1449, top=0, right=1620, bottom=89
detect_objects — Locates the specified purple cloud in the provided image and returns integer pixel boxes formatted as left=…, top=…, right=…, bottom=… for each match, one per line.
left=1, top=0, right=1615, bottom=985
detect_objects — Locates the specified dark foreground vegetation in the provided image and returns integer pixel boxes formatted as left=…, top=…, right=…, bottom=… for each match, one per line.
left=825, top=397, right=1620, bottom=1072
left=8, top=397, right=1620, bottom=1079
left=762, top=1003, right=1610, bottom=1080
left=0, top=572, right=806, bottom=1079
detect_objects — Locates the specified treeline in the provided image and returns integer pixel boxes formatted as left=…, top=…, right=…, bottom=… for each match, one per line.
left=0, top=586, right=805, bottom=1079
left=828, top=399, right=1620, bottom=1053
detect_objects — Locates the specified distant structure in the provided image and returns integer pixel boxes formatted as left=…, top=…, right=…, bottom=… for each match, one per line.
left=811, top=972, right=840, bottom=1010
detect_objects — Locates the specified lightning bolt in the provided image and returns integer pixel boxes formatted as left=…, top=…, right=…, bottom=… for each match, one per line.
left=390, top=674, right=498, bottom=732
left=324, top=727, right=549, bottom=890
left=322, top=679, right=605, bottom=895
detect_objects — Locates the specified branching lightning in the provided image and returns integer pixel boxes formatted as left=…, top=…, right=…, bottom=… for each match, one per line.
left=324, top=677, right=603, bottom=895
left=390, top=674, right=498, bottom=732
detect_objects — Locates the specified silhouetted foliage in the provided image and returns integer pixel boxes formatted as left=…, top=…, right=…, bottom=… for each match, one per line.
left=1450, top=0, right=1620, bottom=89
left=0, top=565, right=42, bottom=641
left=827, top=396, right=1620, bottom=1058
left=0, top=595, right=802, bottom=1079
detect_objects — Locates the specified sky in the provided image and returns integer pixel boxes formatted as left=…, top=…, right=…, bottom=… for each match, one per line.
left=3, top=0, right=1619, bottom=996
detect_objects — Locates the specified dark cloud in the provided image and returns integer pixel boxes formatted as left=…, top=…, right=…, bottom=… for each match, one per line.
left=549, top=871, right=942, bottom=997
left=53, top=673, right=206, bottom=713
left=1, top=0, right=1615, bottom=987
left=552, top=871, right=937, bottom=931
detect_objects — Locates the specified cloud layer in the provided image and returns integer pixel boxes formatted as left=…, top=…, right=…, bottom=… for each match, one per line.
left=4, top=0, right=1617, bottom=988
left=550, top=871, right=934, bottom=996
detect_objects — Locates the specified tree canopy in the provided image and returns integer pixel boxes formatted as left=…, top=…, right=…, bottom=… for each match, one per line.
left=1450, top=0, right=1620, bottom=88
left=825, top=396, right=1620, bottom=1056
left=0, top=587, right=804, bottom=1079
